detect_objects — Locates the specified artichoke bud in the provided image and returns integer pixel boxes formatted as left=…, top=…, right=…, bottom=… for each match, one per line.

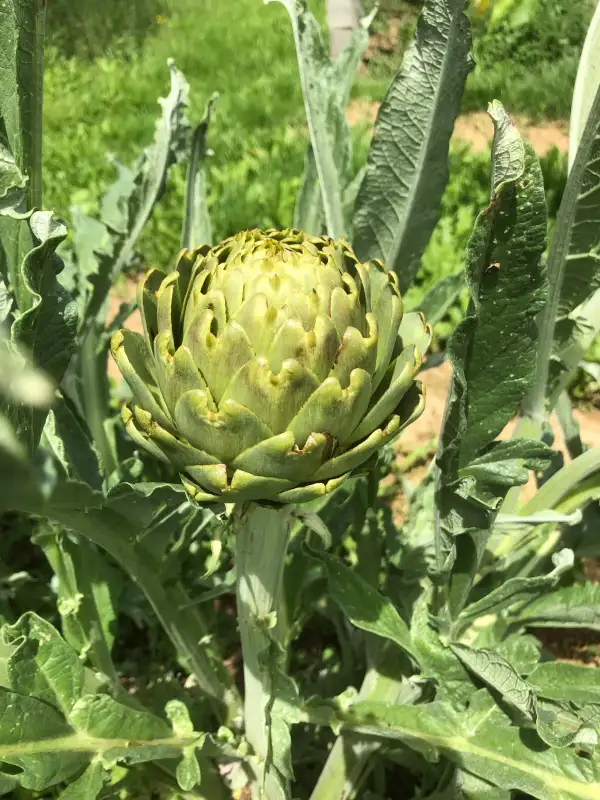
left=111, top=228, right=430, bottom=503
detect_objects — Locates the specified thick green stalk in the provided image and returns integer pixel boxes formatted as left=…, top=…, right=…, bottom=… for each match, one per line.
left=48, top=506, right=241, bottom=725
left=234, top=502, right=293, bottom=799
left=310, top=663, right=411, bottom=800
left=520, top=445, right=600, bottom=517
left=80, top=327, right=117, bottom=476
left=520, top=87, right=600, bottom=435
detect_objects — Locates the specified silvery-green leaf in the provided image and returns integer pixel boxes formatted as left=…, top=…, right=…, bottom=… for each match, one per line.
left=36, top=530, right=122, bottom=684
left=353, top=0, right=473, bottom=290
left=0, top=0, right=44, bottom=210
left=569, top=1, right=600, bottom=170
left=556, top=389, right=585, bottom=460
left=83, top=60, right=190, bottom=327
left=522, top=84, right=600, bottom=424
left=5, top=211, right=77, bottom=450
left=530, top=661, right=600, bottom=706
left=41, top=394, right=102, bottom=489
left=515, top=582, right=600, bottom=630
left=450, top=644, right=536, bottom=721
left=182, top=92, right=218, bottom=250
left=268, top=0, right=347, bottom=238
left=344, top=692, right=600, bottom=800
left=435, top=103, right=547, bottom=616
left=308, top=546, right=418, bottom=661
left=458, top=548, right=573, bottom=624
left=292, top=10, right=373, bottom=236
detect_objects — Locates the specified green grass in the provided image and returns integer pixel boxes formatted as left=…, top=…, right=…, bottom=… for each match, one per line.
left=46, top=0, right=168, bottom=59
left=464, top=0, right=596, bottom=120
left=353, top=0, right=595, bottom=121
left=43, top=0, right=327, bottom=267
left=43, top=0, right=590, bottom=276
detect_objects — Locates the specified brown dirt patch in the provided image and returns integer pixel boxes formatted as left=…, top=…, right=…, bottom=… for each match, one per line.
left=453, top=111, right=569, bottom=156
left=533, top=628, right=600, bottom=667
left=393, top=360, right=600, bottom=505
left=345, top=101, right=570, bottom=156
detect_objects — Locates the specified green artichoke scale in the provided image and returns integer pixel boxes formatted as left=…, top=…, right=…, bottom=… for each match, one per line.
left=111, top=229, right=430, bottom=503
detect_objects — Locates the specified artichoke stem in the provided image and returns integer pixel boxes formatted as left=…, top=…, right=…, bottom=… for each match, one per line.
left=234, top=502, right=293, bottom=799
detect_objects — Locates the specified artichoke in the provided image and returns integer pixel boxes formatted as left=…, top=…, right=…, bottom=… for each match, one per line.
left=111, top=229, right=430, bottom=503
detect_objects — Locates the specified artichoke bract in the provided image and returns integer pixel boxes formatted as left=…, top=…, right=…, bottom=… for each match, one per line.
left=111, top=229, right=430, bottom=503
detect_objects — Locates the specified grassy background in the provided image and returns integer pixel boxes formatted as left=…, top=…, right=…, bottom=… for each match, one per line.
left=362, top=0, right=594, bottom=120
left=43, top=0, right=593, bottom=270
left=42, top=0, right=597, bottom=385
left=44, top=0, right=328, bottom=268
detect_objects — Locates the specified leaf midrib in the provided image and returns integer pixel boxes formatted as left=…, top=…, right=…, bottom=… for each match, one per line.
left=347, top=720, right=600, bottom=799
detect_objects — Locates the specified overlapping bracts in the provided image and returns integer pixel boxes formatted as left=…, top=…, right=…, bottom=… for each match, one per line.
left=111, top=229, right=430, bottom=502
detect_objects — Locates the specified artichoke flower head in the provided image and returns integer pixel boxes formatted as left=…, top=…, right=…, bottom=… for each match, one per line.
left=111, top=229, right=430, bottom=503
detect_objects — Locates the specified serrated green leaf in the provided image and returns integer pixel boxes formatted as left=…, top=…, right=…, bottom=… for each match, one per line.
left=0, top=614, right=203, bottom=794
left=454, top=769, right=512, bottom=800
left=458, top=439, right=553, bottom=488
left=56, top=761, right=108, bottom=800
left=82, top=61, right=190, bottom=327
left=535, top=698, right=586, bottom=749
left=345, top=693, right=600, bottom=800
left=293, top=12, right=372, bottom=236
left=494, top=635, right=541, bottom=676
left=0, top=688, right=85, bottom=790
left=353, top=0, right=473, bottom=290
left=2, top=612, right=84, bottom=716
left=0, top=141, right=27, bottom=214
left=70, top=694, right=173, bottom=758
left=176, top=747, right=202, bottom=792
left=451, top=644, right=536, bottom=721
left=182, top=92, right=218, bottom=250
left=41, top=394, right=102, bottom=489
left=269, top=0, right=346, bottom=238
left=36, top=530, right=121, bottom=683
left=515, top=582, right=600, bottom=630
left=0, top=0, right=44, bottom=210
left=410, top=582, right=472, bottom=706
left=435, top=102, right=548, bottom=614
left=165, top=699, right=196, bottom=737
left=308, top=546, right=418, bottom=661
left=5, top=211, right=77, bottom=451
left=0, top=277, right=11, bottom=323
left=459, top=549, right=573, bottom=623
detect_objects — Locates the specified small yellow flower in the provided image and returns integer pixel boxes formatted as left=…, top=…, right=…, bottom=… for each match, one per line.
left=156, top=14, right=165, bottom=24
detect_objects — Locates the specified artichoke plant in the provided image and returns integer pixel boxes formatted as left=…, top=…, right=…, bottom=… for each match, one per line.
left=111, top=228, right=430, bottom=503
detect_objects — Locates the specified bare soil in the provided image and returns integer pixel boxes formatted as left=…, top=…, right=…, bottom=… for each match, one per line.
left=346, top=99, right=570, bottom=157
